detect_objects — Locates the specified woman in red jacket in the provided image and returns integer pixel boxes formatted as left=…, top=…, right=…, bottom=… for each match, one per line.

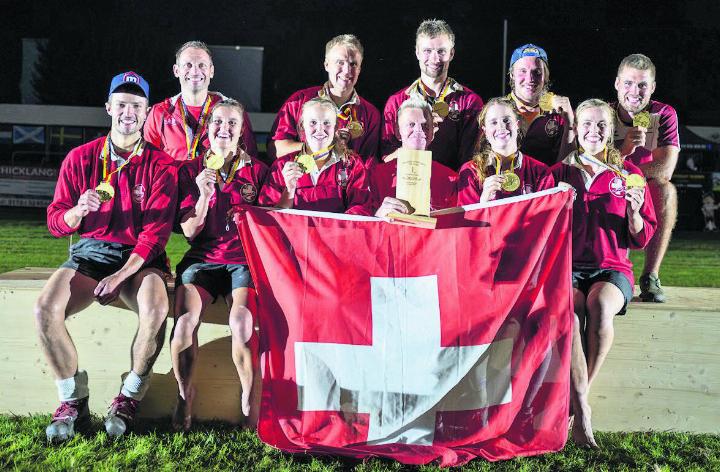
left=171, top=99, right=268, bottom=431
left=552, top=98, right=657, bottom=448
left=259, top=97, right=371, bottom=215
left=458, top=97, right=554, bottom=205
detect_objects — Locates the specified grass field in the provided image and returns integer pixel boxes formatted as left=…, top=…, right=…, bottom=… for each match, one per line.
left=2, top=416, right=719, bottom=471
left=1, top=211, right=719, bottom=470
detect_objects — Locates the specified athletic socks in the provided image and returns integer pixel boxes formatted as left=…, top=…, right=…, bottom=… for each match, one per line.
left=120, top=370, right=151, bottom=400
left=56, top=370, right=89, bottom=401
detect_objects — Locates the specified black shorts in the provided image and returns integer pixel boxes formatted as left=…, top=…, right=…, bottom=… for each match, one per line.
left=61, top=238, right=171, bottom=282
left=175, top=257, right=253, bottom=301
left=572, top=268, right=634, bottom=316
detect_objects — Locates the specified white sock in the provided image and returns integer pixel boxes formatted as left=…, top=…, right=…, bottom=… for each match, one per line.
left=120, top=370, right=151, bottom=400
left=56, top=370, right=89, bottom=402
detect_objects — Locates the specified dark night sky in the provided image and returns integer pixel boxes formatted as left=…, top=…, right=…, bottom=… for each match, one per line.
left=2, top=0, right=720, bottom=125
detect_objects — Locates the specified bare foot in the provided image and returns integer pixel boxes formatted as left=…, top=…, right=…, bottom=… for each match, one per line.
left=572, top=403, right=598, bottom=449
left=172, top=386, right=195, bottom=432
left=237, top=367, right=251, bottom=413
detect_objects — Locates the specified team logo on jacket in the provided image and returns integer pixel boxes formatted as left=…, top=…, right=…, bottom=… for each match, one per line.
left=132, top=184, right=146, bottom=203
left=240, top=183, right=257, bottom=203
left=609, top=176, right=626, bottom=198
left=447, top=100, right=461, bottom=121
left=164, top=117, right=177, bottom=126
left=545, top=118, right=559, bottom=137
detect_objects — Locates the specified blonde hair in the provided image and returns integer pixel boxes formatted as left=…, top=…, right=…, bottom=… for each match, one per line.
left=575, top=98, right=624, bottom=166
left=471, top=97, right=523, bottom=183
left=299, top=97, right=349, bottom=159
left=416, top=19, right=455, bottom=47
left=508, top=60, right=551, bottom=96
left=617, top=53, right=656, bottom=80
left=325, top=34, right=364, bottom=59
left=211, top=98, right=245, bottom=121
left=175, top=40, right=213, bottom=64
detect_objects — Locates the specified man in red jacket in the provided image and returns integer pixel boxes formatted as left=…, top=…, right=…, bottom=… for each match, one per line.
left=144, top=40, right=258, bottom=161
left=36, top=71, right=178, bottom=443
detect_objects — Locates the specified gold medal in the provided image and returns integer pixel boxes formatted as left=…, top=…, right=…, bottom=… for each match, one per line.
left=501, top=172, right=520, bottom=192
left=295, top=154, right=318, bottom=174
left=205, top=152, right=225, bottom=170
left=346, top=121, right=364, bottom=139
left=433, top=101, right=450, bottom=118
left=625, top=173, right=646, bottom=188
left=539, top=92, right=555, bottom=112
left=95, top=181, right=115, bottom=202
left=633, top=111, right=651, bottom=128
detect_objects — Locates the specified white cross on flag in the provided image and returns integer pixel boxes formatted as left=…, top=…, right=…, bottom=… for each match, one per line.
left=237, top=188, right=573, bottom=467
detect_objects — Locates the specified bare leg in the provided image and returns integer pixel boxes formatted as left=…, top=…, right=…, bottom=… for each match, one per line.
left=585, top=282, right=625, bottom=386
left=34, top=268, right=97, bottom=380
left=643, top=177, right=677, bottom=275
left=119, top=268, right=169, bottom=377
left=226, top=288, right=258, bottom=428
left=169, top=284, right=212, bottom=431
left=570, top=288, right=598, bottom=448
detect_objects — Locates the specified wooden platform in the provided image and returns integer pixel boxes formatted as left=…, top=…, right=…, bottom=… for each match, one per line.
left=1, top=268, right=719, bottom=433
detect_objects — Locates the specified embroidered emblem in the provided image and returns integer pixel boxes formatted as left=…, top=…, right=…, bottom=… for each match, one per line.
left=132, top=184, right=145, bottom=204
left=240, top=183, right=257, bottom=203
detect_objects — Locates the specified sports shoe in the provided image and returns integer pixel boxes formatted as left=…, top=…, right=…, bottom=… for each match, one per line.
left=639, top=272, right=667, bottom=303
left=46, top=397, right=90, bottom=443
left=104, top=393, right=139, bottom=438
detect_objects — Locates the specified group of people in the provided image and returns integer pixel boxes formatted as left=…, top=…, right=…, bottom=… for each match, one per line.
left=34, top=18, right=678, bottom=450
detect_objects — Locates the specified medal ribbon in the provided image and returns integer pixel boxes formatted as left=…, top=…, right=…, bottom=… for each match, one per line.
left=494, top=152, right=517, bottom=175
left=418, top=77, right=452, bottom=104
left=216, top=153, right=247, bottom=184
left=337, top=105, right=358, bottom=124
left=100, top=135, right=144, bottom=183
left=301, top=143, right=335, bottom=161
left=576, top=148, right=627, bottom=179
left=179, top=96, right=213, bottom=160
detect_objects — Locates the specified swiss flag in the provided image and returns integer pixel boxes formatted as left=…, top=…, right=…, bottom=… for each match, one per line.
left=237, top=188, right=573, bottom=467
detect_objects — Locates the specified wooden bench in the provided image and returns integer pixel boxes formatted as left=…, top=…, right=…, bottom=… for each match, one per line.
left=2, top=267, right=719, bottom=433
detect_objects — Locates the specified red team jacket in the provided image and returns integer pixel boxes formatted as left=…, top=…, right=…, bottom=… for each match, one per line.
left=47, top=137, right=178, bottom=262
left=518, top=110, right=570, bottom=166
left=177, top=156, right=269, bottom=265
left=271, top=85, right=381, bottom=165
left=551, top=155, right=657, bottom=286
left=370, top=158, right=458, bottom=212
left=457, top=153, right=555, bottom=205
left=259, top=150, right=372, bottom=215
left=144, top=92, right=258, bottom=161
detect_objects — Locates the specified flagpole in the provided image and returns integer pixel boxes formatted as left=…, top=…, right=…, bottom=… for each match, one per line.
left=502, top=19, right=508, bottom=96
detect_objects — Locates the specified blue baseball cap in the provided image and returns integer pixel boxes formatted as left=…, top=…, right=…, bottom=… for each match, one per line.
left=108, top=71, right=150, bottom=99
left=509, top=44, right=548, bottom=68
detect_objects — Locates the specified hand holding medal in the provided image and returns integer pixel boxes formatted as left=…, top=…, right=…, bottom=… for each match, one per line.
left=632, top=111, right=651, bottom=129
left=204, top=152, right=225, bottom=170
left=501, top=171, right=521, bottom=192
left=95, top=135, right=144, bottom=204
left=294, top=153, right=318, bottom=174
left=538, top=92, right=555, bottom=112
left=625, top=173, right=646, bottom=189
left=95, top=182, right=115, bottom=202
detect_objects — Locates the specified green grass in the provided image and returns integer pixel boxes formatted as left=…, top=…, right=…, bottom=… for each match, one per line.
left=1, top=211, right=719, bottom=287
left=1, top=415, right=718, bottom=471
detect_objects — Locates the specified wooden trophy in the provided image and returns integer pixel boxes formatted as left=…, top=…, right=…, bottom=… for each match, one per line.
left=386, top=149, right=437, bottom=229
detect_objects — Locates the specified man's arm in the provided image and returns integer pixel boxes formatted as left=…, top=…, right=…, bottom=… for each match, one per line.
left=268, top=91, right=305, bottom=160
left=641, top=145, right=680, bottom=181
left=143, top=105, right=164, bottom=150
